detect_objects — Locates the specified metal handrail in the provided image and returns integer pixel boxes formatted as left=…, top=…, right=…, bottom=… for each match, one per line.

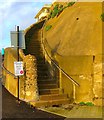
left=41, top=19, right=80, bottom=87
left=1, top=63, right=17, bottom=78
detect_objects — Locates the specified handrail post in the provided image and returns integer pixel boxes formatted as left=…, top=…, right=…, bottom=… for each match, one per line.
left=59, top=68, right=62, bottom=91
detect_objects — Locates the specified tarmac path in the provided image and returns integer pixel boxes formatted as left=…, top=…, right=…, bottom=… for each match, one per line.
left=1, top=83, right=65, bottom=120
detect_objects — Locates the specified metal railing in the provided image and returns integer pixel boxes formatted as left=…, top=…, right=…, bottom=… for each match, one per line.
left=1, top=63, right=17, bottom=78
left=41, top=19, right=80, bottom=87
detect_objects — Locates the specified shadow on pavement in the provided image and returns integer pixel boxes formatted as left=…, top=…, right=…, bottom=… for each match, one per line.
left=2, top=85, right=65, bottom=120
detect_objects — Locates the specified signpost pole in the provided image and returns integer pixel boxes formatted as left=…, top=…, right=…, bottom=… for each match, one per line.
left=17, top=26, right=20, bottom=101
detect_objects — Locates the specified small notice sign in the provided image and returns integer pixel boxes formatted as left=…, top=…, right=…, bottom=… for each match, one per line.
left=14, top=62, right=24, bottom=76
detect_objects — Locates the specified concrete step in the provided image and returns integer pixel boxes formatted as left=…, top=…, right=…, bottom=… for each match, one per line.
left=37, top=76, right=51, bottom=80
left=38, top=84, right=58, bottom=89
left=27, top=52, right=43, bottom=55
left=29, top=46, right=42, bottom=49
left=37, top=62, right=46, bottom=65
left=30, top=50, right=43, bottom=53
left=37, top=66, right=48, bottom=70
left=28, top=48, right=42, bottom=51
left=30, top=47, right=42, bottom=50
left=29, top=42, right=41, bottom=44
left=37, top=73, right=48, bottom=77
left=37, top=66, right=48, bottom=71
left=37, top=65, right=47, bottom=69
left=37, top=56, right=44, bottom=59
left=34, top=33, right=41, bottom=35
left=28, top=53, right=43, bottom=56
left=31, top=37, right=41, bottom=40
left=31, top=40, right=41, bottom=42
left=32, top=35, right=41, bottom=37
left=27, top=50, right=43, bottom=53
left=32, top=32, right=41, bottom=35
left=33, top=37, right=41, bottom=39
left=29, top=43, right=42, bottom=46
left=37, top=67, right=48, bottom=72
left=26, top=54, right=43, bottom=58
left=37, top=80, right=57, bottom=84
left=37, top=71, right=48, bottom=75
left=28, top=50, right=43, bottom=53
left=36, top=56, right=45, bottom=59
left=37, top=67, right=47, bottom=71
left=33, top=98, right=70, bottom=107
left=30, top=44, right=41, bottom=46
left=30, top=41, right=41, bottom=44
left=37, top=61, right=45, bottom=64
left=38, top=74, right=51, bottom=79
left=37, top=62, right=47, bottom=65
left=37, top=57, right=45, bottom=60
left=37, top=63, right=47, bottom=67
left=27, top=47, right=41, bottom=50
left=39, top=88, right=60, bottom=95
left=29, top=39, right=41, bottom=41
left=27, top=47, right=43, bottom=50
left=27, top=45, right=42, bottom=47
left=39, top=94, right=68, bottom=101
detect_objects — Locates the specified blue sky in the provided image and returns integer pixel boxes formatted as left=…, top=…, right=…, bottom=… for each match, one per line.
left=0, top=0, right=52, bottom=49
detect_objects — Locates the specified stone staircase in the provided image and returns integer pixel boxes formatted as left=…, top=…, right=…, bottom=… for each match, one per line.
left=25, top=21, right=70, bottom=107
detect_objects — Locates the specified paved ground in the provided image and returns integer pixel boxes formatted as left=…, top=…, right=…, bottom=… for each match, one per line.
left=41, top=105, right=102, bottom=119
left=0, top=76, right=103, bottom=120
left=1, top=84, right=65, bottom=120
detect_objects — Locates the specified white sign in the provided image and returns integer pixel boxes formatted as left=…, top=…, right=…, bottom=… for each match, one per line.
left=11, top=30, right=25, bottom=49
left=14, top=62, right=24, bottom=76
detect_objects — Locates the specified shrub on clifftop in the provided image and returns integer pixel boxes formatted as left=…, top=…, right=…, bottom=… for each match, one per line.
left=48, top=2, right=75, bottom=19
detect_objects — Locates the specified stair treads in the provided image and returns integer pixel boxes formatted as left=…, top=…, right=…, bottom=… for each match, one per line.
left=38, top=84, right=58, bottom=89
left=32, top=99, right=70, bottom=107
left=39, top=94, right=68, bottom=101
left=39, top=88, right=60, bottom=95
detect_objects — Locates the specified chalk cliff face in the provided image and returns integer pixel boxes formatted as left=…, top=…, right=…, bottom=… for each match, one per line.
left=43, top=2, right=103, bottom=105
left=44, top=2, right=102, bottom=56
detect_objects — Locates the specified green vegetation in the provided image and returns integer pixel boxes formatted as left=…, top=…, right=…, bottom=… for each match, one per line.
left=67, top=2, right=75, bottom=7
left=86, top=102, right=94, bottom=106
left=49, top=4, right=64, bottom=18
left=48, top=2, right=75, bottom=19
left=51, top=8, right=59, bottom=18
left=54, top=4, right=59, bottom=10
left=57, top=5, right=64, bottom=16
left=51, top=4, right=61, bottom=18
left=79, top=102, right=86, bottom=106
left=101, top=13, right=104, bottom=22
left=45, top=25, right=52, bottom=31
left=79, top=102, right=94, bottom=106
